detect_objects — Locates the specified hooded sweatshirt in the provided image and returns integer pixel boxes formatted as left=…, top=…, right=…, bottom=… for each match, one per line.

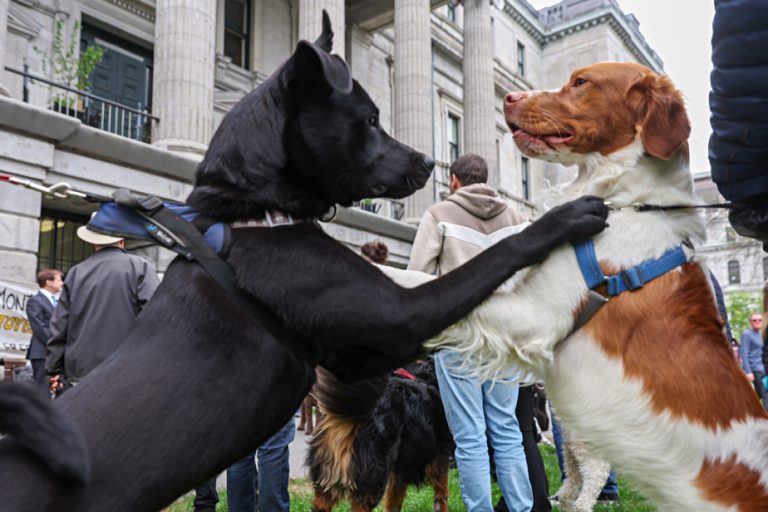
left=408, top=183, right=528, bottom=275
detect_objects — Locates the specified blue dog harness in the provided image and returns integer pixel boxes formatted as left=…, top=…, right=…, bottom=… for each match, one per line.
left=89, top=198, right=229, bottom=255
left=570, top=239, right=689, bottom=332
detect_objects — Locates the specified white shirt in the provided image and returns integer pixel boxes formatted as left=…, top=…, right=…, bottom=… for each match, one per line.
left=39, top=288, right=59, bottom=307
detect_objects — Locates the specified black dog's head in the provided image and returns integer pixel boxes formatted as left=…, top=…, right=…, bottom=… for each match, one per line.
left=188, top=12, right=434, bottom=220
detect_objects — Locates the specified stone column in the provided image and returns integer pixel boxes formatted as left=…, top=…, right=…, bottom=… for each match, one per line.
left=152, top=0, right=216, bottom=158
left=298, top=0, right=345, bottom=58
left=0, top=181, right=40, bottom=283
left=394, top=0, right=434, bottom=221
left=463, top=0, right=497, bottom=186
left=0, top=0, right=10, bottom=96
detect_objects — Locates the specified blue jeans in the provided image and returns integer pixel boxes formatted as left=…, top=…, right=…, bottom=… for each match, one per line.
left=551, top=413, right=566, bottom=480
left=226, top=418, right=295, bottom=512
left=435, top=351, right=532, bottom=512
left=550, top=413, right=618, bottom=496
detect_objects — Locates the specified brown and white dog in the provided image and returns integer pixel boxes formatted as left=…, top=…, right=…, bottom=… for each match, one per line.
left=384, top=62, right=768, bottom=511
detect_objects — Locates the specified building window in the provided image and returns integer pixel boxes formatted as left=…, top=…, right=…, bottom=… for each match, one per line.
left=728, top=260, right=741, bottom=284
left=763, top=257, right=768, bottom=282
left=447, top=113, right=460, bottom=163
left=521, top=156, right=530, bottom=200
left=224, top=0, right=251, bottom=69
left=447, top=3, right=457, bottom=22
left=37, top=210, right=94, bottom=274
left=517, top=42, right=525, bottom=77
left=80, top=24, right=154, bottom=142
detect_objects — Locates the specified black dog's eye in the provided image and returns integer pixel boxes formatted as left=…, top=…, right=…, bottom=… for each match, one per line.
left=574, top=78, right=588, bottom=87
left=368, top=114, right=378, bottom=127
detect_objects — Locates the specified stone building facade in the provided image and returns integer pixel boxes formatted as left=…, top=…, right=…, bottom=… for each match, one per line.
left=0, top=0, right=661, bottom=286
left=694, top=172, right=766, bottom=296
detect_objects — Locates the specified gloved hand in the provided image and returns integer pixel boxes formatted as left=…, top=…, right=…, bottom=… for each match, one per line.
left=728, top=195, right=768, bottom=252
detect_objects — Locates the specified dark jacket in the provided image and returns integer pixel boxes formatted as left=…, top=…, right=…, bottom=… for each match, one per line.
left=25, top=291, right=55, bottom=360
left=709, top=0, right=768, bottom=202
left=46, top=247, right=160, bottom=381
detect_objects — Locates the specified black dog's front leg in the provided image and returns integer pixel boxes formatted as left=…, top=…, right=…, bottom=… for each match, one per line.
left=233, top=196, right=607, bottom=372
left=320, top=196, right=608, bottom=355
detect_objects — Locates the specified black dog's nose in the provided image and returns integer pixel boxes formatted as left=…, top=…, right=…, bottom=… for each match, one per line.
left=422, top=155, right=435, bottom=172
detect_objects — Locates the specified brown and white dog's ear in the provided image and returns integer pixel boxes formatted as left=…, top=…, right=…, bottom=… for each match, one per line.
left=627, top=73, right=690, bottom=161
left=282, top=11, right=353, bottom=96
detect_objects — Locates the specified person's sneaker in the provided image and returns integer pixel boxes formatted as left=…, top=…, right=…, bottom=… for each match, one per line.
left=596, top=491, right=620, bottom=504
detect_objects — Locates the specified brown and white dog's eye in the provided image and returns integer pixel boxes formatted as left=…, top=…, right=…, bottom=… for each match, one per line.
left=574, top=78, right=588, bottom=87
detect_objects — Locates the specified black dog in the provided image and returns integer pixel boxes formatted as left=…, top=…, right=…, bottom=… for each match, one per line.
left=308, top=360, right=453, bottom=511
left=0, top=13, right=607, bottom=511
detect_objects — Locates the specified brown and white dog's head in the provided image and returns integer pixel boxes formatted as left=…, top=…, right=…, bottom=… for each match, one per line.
left=504, top=62, right=690, bottom=166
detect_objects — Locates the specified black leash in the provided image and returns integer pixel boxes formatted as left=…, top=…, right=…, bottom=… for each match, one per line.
left=608, top=202, right=744, bottom=212
left=634, top=202, right=741, bottom=212
left=0, top=175, right=110, bottom=203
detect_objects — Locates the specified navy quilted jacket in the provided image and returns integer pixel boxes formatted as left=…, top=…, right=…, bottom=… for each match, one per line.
left=709, top=0, right=768, bottom=201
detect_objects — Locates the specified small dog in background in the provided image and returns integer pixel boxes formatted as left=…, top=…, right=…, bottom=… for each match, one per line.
left=307, top=359, right=453, bottom=512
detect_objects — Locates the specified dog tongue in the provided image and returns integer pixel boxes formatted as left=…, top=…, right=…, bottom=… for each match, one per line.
left=543, top=134, right=572, bottom=144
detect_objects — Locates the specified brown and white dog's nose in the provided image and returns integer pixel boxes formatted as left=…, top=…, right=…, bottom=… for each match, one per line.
left=504, top=91, right=527, bottom=106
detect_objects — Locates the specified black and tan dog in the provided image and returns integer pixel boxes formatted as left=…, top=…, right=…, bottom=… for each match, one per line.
left=0, top=13, right=607, bottom=511
left=308, top=360, right=453, bottom=512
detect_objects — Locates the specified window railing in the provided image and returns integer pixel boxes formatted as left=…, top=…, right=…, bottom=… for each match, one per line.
left=353, top=199, right=406, bottom=221
left=4, top=65, right=158, bottom=144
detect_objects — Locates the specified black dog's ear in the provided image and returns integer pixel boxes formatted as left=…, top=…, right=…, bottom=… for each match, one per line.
left=313, top=10, right=333, bottom=53
left=284, top=41, right=352, bottom=95
left=283, top=9, right=352, bottom=95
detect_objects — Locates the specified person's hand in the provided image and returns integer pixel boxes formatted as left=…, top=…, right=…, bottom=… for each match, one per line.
left=729, top=203, right=768, bottom=252
left=49, top=374, right=65, bottom=394
left=747, top=372, right=755, bottom=382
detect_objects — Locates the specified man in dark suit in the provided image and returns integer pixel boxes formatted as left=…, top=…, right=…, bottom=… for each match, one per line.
left=25, top=269, right=63, bottom=386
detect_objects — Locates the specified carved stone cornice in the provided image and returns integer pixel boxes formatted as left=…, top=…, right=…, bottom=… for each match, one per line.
left=502, top=0, right=663, bottom=73
left=105, top=0, right=155, bottom=23
left=502, top=0, right=545, bottom=44
left=8, top=2, right=44, bottom=40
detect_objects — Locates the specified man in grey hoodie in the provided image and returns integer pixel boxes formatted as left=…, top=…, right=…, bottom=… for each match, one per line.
left=409, top=154, right=533, bottom=512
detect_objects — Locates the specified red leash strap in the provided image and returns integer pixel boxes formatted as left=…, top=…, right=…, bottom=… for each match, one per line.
left=393, top=368, right=417, bottom=380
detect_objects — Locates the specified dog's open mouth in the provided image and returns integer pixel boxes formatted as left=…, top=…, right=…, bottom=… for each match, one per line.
left=507, top=122, right=573, bottom=146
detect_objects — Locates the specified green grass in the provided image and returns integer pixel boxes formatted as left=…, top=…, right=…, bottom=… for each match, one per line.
left=164, top=444, right=656, bottom=511
left=539, top=444, right=656, bottom=512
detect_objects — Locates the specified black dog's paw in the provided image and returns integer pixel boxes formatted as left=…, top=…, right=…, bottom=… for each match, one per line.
left=530, top=195, right=609, bottom=245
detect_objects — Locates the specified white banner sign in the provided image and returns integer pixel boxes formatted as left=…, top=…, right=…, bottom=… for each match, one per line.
left=0, top=279, right=36, bottom=361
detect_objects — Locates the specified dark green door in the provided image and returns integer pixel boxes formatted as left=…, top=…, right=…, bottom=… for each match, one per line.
left=80, top=24, right=153, bottom=140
